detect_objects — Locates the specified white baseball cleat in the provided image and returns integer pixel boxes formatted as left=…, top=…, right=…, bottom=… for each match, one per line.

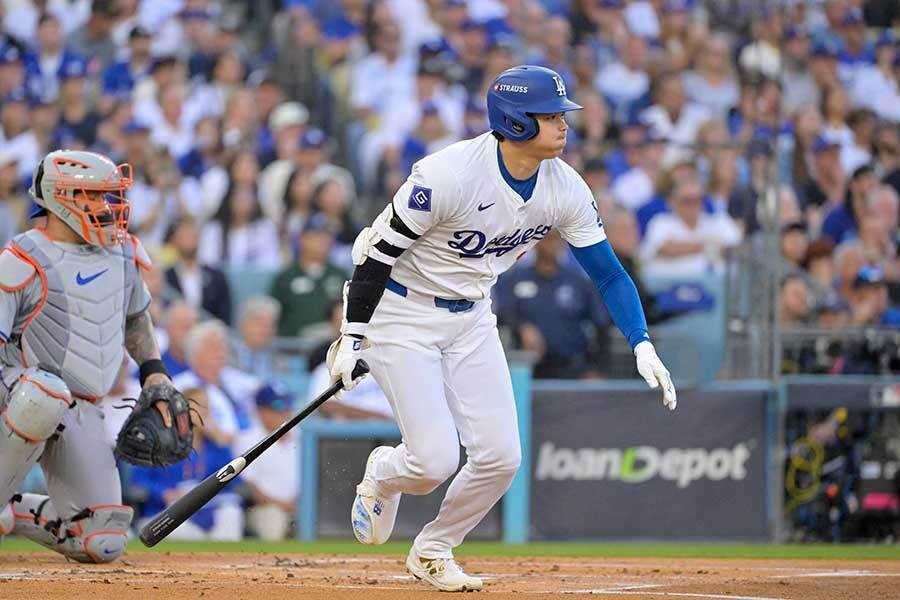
left=406, top=548, right=483, bottom=592
left=351, top=446, right=400, bottom=544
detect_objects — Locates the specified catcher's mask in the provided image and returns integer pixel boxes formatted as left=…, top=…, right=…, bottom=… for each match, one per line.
left=31, top=150, right=133, bottom=247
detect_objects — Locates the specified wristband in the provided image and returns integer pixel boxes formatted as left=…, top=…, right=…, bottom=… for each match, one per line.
left=139, top=359, right=170, bottom=387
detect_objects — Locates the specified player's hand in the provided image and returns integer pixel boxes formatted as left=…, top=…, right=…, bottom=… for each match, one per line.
left=327, top=335, right=368, bottom=391
left=144, top=372, right=174, bottom=427
left=634, top=341, right=676, bottom=410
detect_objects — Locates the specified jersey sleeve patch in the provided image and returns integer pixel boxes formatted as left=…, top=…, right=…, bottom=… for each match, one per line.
left=408, top=185, right=432, bottom=212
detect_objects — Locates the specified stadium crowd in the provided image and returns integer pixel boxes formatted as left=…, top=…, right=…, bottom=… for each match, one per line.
left=1, top=0, right=899, bottom=537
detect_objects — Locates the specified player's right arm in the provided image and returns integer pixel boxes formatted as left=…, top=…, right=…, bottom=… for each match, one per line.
left=327, top=164, right=450, bottom=389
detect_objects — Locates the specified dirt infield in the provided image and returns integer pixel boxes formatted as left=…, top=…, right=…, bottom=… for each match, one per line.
left=1, top=552, right=899, bottom=599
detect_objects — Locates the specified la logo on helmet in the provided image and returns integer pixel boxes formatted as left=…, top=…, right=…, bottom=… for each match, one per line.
left=552, top=75, right=566, bottom=97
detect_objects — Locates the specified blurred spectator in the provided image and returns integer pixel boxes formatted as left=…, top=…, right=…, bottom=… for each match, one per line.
left=635, top=155, right=698, bottom=236
left=496, top=232, right=610, bottom=379
left=199, top=153, right=281, bottom=269
left=841, top=109, right=876, bottom=173
left=833, top=240, right=867, bottom=305
left=781, top=274, right=813, bottom=326
left=847, top=265, right=900, bottom=327
left=596, top=33, right=650, bottom=125
left=55, top=58, right=99, bottom=147
left=164, top=215, right=233, bottom=324
left=279, top=167, right=315, bottom=245
left=781, top=26, right=818, bottom=115
left=782, top=221, right=810, bottom=271
left=641, top=176, right=742, bottom=277
left=259, top=101, right=309, bottom=222
left=640, top=72, right=711, bottom=150
left=821, top=84, right=853, bottom=148
left=1, top=88, right=40, bottom=181
left=835, top=7, right=873, bottom=88
left=129, top=387, right=244, bottom=541
left=605, top=206, right=676, bottom=325
left=785, top=105, right=823, bottom=187
left=851, top=33, right=900, bottom=122
left=707, top=147, right=739, bottom=216
left=270, top=213, right=349, bottom=339
left=857, top=185, right=899, bottom=272
left=102, top=25, right=153, bottom=107
left=570, top=90, right=611, bottom=161
left=23, top=13, right=85, bottom=104
left=161, top=301, right=198, bottom=379
left=296, top=128, right=357, bottom=213
left=874, top=124, right=900, bottom=196
left=820, top=164, right=877, bottom=244
left=68, top=0, right=119, bottom=70
left=797, top=136, right=846, bottom=228
left=234, top=296, right=281, bottom=382
left=272, top=7, right=327, bottom=126
left=148, top=82, right=195, bottom=159
left=0, top=149, right=25, bottom=246
left=310, top=177, right=360, bottom=271
left=0, top=41, right=26, bottom=99
left=612, top=127, right=665, bottom=210
left=803, top=237, right=838, bottom=311
left=173, top=320, right=260, bottom=442
left=236, top=383, right=299, bottom=541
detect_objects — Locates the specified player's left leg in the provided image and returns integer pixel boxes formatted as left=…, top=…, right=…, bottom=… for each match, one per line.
left=411, top=304, right=521, bottom=559
left=11, top=399, right=132, bottom=563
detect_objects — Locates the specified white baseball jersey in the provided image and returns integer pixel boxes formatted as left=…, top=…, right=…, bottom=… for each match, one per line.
left=386, top=132, right=606, bottom=301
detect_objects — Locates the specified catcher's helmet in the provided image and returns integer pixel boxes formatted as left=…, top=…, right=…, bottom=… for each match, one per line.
left=30, top=150, right=133, bottom=247
left=487, top=65, right=582, bottom=142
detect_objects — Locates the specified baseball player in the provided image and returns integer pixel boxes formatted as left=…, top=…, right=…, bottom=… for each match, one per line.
left=0, top=150, right=180, bottom=562
left=328, top=66, right=677, bottom=592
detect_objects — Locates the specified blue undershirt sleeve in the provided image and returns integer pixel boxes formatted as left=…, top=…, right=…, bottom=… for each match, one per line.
left=569, top=240, right=650, bottom=350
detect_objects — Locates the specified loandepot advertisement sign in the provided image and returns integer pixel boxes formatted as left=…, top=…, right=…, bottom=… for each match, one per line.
left=535, top=442, right=753, bottom=488
left=530, top=386, right=770, bottom=540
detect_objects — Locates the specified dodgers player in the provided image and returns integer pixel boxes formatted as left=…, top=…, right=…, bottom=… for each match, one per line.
left=0, top=150, right=173, bottom=562
left=328, top=66, right=676, bottom=592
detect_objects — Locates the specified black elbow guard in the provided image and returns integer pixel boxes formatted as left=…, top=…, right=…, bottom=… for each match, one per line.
left=345, top=258, right=392, bottom=324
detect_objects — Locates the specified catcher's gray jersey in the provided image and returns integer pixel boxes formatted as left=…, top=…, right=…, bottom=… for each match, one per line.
left=0, top=229, right=152, bottom=400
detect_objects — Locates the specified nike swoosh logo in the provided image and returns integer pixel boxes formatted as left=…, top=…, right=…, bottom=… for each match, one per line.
left=76, top=269, right=108, bottom=285
left=477, top=202, right=495, bottom=211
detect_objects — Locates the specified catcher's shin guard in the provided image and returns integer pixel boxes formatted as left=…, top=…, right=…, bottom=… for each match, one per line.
left=10, top=493, right=132, bottom=562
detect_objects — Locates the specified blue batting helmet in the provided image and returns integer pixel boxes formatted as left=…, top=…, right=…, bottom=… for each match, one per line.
left=487, top=65, right=582, bottom=142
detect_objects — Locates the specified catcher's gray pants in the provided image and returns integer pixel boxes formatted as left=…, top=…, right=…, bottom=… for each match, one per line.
left=1, top=391, right=129, bottom=562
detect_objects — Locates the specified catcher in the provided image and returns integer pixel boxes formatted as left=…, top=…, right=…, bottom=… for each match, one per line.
left=0, top=150, right=192, bottom=563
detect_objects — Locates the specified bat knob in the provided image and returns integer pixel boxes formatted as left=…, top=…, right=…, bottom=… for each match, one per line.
left=351, top=359, right=370, bottom=381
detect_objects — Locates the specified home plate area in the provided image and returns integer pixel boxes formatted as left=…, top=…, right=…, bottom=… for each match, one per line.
left=1, top=554, right=899, bottom=599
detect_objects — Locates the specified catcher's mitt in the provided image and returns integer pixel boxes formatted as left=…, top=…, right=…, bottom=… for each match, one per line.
left=115, top=384, right=193, bottom=467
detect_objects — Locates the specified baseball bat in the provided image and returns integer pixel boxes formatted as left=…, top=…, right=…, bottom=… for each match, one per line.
left=138, top=359, right=370, bottom=547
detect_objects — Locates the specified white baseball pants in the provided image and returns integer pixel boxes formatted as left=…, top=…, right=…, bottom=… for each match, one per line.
left=363, top=287, right=521, bottom=558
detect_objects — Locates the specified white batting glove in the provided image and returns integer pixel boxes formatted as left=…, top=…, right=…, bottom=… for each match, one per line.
left=327, top=335, right=367, bottom=391
left=634, top=341, right=677, bottom=410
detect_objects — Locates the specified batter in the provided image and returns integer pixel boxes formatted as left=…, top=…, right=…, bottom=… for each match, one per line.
left=328, top=65, right=677, bottom=592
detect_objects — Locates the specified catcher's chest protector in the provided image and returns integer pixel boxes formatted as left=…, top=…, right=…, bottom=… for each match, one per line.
left=7, top=230, right=140, bottom=399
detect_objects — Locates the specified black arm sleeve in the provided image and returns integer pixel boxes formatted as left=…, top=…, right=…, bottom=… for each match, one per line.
left=345, top=257, right=393, bottom=326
